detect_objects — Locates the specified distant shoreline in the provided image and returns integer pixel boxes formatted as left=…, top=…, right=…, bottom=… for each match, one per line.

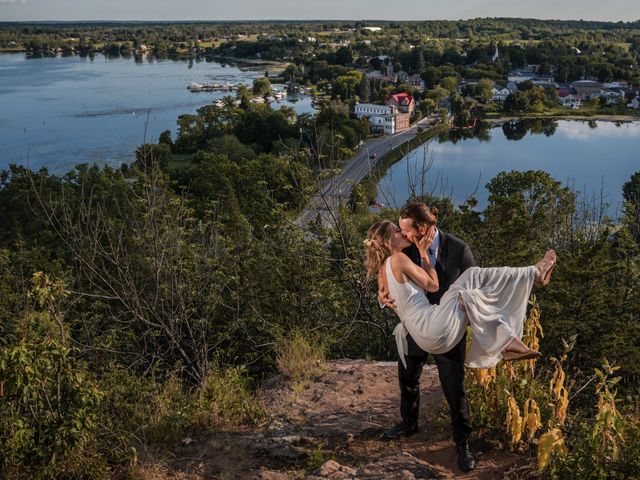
left=209, top=55, right=288, bottom=72
left=0, top=50, right=289, bottom=72
left=487, top=114, right=640, bottom=123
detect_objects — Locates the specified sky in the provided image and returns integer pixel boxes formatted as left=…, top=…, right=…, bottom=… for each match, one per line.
left=1, top=0, right=640, bottom=23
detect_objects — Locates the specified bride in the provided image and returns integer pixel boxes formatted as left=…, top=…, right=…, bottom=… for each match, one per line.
left=364, top=220, right=556, bottom=368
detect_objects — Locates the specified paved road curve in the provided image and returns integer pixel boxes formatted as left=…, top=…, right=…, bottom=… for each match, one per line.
left=295, top=117, right=435, bottom=231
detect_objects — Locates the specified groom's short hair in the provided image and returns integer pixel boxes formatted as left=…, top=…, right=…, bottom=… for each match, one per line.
left=399, top=202, right=438, bottom=229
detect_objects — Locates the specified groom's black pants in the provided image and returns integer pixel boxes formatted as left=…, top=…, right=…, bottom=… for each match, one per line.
left=399, top=331, right=472, bottom=445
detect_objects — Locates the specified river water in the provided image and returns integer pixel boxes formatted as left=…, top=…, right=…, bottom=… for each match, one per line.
left=378, top=119, right=640, bottom=215
left=0, top=53, right=315, bottom=174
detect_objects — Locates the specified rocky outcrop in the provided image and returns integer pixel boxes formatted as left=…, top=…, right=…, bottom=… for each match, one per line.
left=154, top=359, right=530, bottom=479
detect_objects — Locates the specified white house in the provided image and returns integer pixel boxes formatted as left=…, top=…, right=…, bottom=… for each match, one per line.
left=628, top=95, right=640, bottom=109
left=363, top=27, right=382, bottom=32
left=559, top=94, right=581, bottom=109
left=355, top=104, right=395, bottom=117
left=491, top=86, right=511, bottom=102
left=354, top=103, right=397, bottom=135
left=591, top=89, right=626, bottom=105
left=367, top=115, right=396, bottom=135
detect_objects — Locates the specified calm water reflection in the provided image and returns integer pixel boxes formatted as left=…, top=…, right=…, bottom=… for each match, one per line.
left=0, top=53, right=315, bottom=174
left=378, top=119, right=640, bottom=215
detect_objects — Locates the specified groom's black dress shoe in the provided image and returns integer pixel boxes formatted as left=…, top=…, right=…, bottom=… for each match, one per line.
left=382, top=421, right=419, bottom=440
left=457, top=441, right=476, bottom=472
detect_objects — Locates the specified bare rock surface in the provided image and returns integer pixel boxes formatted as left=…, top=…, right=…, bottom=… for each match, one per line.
left=142, top=359, right=531, bottom=479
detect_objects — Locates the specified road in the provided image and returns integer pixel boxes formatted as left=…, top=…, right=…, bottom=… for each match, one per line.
left=295, top=116, right=435, bottom=231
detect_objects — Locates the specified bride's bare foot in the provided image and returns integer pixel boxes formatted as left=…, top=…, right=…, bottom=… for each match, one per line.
left=502, top=338, right=541, bottom=361
left=534, top=250, right=557, bottom=287
left=502, top=350, right=542, bottom=361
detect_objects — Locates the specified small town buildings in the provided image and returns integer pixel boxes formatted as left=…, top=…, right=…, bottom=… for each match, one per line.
left=507, top=70, right=555, bottom=84
left=384, top=62, right=394, bottom=78
left=571, top=80, right=603, bottom=98
left=530, top=80, right=557, bottom=89
left=594, top=89, right=626, bottom=105
left=395, top=113, right=411, bottom=132
left=365, top=69, right=396, bottom=84
left=559, top=93, right=581, bottom=109
left=354, top=104, right=395, bottom=117
left=354, top=96, right=412, bottom=135
left=354, top=103, right=397, bottom=135
left=407, top=74, right=425, bottom=89
left=603, top=81, right=628, bottom=88
left=491, top=86, right=511, bottom=102
left=523, top=64, right=543, bottom=73
left=397, top=71, right=409, bottom=84
left=368, top=115, right=397, bottom=135
left=385, top=92, right=415, bottom=114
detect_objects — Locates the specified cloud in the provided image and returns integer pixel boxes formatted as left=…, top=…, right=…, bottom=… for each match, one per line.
left=0, top=0, right=27, bottom=4
left=559, top=120, right=640, bottom=141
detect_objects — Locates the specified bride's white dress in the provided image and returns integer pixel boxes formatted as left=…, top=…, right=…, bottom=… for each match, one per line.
left=386, top=257, right=537, bottom=368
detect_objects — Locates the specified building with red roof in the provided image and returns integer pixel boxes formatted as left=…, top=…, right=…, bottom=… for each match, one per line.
left=385, top=93, right=415, bottom=114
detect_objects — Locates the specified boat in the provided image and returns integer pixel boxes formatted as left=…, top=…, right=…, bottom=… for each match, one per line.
left=186, top=82, right=242, bottom=93
left=187, top=82, right=205, bottom=92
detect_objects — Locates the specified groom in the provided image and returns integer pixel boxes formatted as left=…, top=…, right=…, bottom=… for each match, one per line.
left=378, top=201, right=476, bottom=472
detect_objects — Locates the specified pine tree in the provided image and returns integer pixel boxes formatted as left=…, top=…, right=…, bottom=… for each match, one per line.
left=358, top=76, right=370, bottom=103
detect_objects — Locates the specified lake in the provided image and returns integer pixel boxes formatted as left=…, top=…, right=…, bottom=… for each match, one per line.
left=0, top=53, right=315, bottom=174
left=377, top=119, right=640, bottom=216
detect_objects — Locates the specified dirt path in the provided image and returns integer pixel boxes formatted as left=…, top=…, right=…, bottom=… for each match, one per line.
left=137, top=360, right=534, bottom=479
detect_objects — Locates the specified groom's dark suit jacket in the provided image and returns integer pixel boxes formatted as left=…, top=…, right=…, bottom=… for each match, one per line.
left=402, top=230, right=476, bottom=355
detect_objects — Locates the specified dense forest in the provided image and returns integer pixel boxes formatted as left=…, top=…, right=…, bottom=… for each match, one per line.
left=1, top=18, right=640, bottom=479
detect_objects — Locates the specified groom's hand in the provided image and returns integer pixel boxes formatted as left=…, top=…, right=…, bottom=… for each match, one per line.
left=378, top=288, right=397, bottom=310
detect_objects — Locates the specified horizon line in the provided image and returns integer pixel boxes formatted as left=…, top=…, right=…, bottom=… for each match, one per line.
left=2, top=16, right=640, bottom=24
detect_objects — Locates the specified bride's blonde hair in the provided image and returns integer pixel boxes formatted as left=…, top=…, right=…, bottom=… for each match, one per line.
left=364, top=220, right=395, bottom=279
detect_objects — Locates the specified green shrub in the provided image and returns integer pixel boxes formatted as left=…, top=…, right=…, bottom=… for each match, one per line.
left=192, top=365, right=265, bottom=429
left=0, top=339, right=104, bottom=479
left=97, top=364, right=265, bottom=450
left=542, top=416, right=640, bottom=480
left=276, top=329, right=326, bottom=387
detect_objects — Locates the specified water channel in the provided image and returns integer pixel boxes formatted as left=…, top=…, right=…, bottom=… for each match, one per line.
left=378, top=119, right=640, bottom=215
